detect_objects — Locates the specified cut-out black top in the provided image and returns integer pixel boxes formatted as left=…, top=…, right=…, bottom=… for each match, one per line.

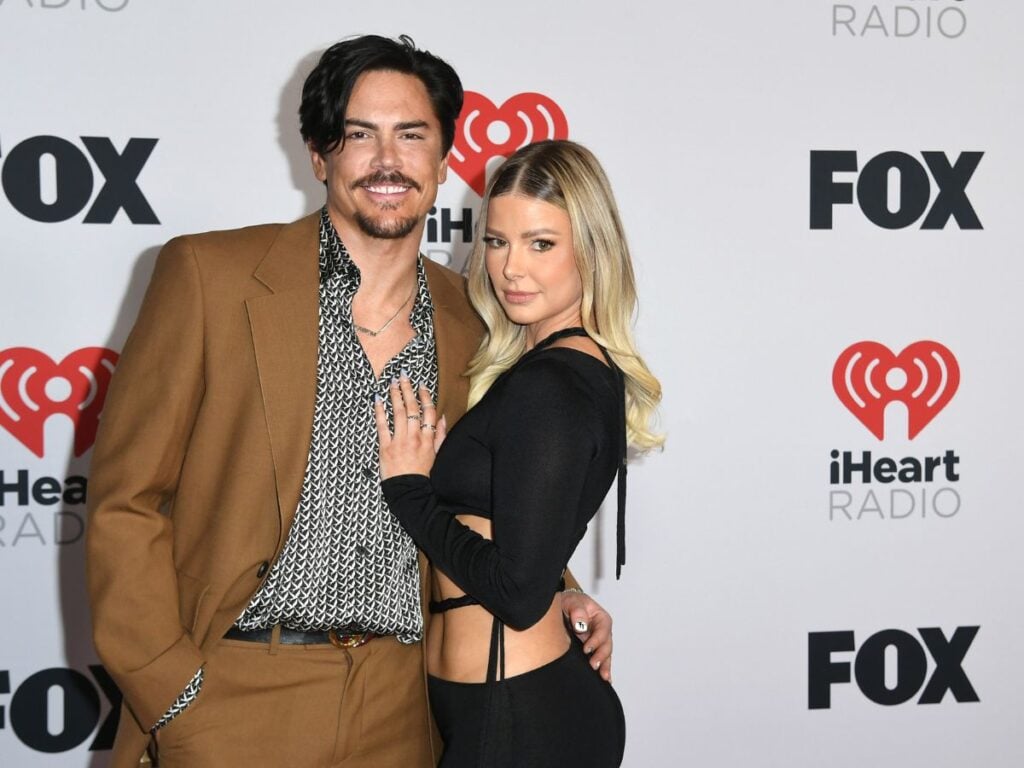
left=381, top=328, right=626, bottom=630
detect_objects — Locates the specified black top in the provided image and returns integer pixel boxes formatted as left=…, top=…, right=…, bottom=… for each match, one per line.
left=381, top=333, right=625, bottom=630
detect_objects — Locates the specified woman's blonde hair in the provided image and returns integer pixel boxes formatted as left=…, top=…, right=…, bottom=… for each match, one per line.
left=466, top=140, right=663, bottom=451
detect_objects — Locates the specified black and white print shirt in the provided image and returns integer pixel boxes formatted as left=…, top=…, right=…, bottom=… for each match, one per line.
left=236, top=207, right=439, bottom=642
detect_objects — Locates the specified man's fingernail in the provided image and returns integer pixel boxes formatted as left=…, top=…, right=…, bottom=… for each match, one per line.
left=574, top=620, right=588, bottom=633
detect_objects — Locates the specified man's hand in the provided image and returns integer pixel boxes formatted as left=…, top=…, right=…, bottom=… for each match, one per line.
left=561, top=590, right=613, bottom=682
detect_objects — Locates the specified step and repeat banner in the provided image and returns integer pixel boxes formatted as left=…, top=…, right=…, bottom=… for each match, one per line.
left=1, top=1, right=1021, bottom=765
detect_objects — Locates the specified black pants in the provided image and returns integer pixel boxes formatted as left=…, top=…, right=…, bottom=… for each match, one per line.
left=428, top=637, right=626, bottom=767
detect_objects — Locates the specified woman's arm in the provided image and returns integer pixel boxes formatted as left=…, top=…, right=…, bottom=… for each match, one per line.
left=381, top=359, right=599, bottom=630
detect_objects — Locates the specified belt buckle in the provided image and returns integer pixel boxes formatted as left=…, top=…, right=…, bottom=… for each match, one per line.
left=328, top=627, right=371, bottom=649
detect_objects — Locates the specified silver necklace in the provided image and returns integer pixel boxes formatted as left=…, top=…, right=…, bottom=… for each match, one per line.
left=352, top=285, right=415, bottom=337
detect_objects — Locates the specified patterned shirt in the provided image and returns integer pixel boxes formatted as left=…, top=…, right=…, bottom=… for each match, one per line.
left=236, top=207, right=438, bottom=642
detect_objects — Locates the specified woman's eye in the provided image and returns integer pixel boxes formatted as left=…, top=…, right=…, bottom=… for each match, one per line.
left=532, top=239, right=555, bottom=252
left=483, top=236, right=507, bottom=249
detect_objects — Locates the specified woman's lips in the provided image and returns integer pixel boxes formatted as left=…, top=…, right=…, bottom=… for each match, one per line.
left=502, top=291, right=536, bottom=304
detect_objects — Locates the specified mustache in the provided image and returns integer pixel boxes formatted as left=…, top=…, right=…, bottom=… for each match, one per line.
left=352, top=172, right=421, bottom=191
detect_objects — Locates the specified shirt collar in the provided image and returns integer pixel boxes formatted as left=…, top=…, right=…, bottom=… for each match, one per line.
left=318, top=207, right=434, bottom=334
left=319, top=207, right=360, bottom=287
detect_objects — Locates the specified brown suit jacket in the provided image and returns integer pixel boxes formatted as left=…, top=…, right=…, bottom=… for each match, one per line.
left=85, top=212, right=483, bottom=766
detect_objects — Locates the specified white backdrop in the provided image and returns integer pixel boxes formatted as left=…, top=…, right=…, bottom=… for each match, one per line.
left=2, top=1, right=1021, bottom=765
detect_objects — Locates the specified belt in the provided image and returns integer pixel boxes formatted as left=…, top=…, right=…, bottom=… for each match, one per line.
left=224, top=625, right=379, bottom=649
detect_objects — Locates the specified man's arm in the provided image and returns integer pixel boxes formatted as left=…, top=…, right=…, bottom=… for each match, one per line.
left=86, top=237, right=207, bottom=731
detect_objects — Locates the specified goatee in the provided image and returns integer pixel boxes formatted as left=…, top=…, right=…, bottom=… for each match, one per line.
left=355, top=211, right=420, bottom=240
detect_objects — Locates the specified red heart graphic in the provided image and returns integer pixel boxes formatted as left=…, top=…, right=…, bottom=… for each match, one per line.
left=0, top=347, right=119, bottom=457
left=450, top=91, right=569, bottom=195
left=832, top=340, right=959, bottom=440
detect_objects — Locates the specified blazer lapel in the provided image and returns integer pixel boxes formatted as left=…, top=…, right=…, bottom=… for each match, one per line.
left=245, top=212, right=320, bottom=544
left=425, top=259, right=483, bottom=427
left=419, top=260, right=482, bottom=626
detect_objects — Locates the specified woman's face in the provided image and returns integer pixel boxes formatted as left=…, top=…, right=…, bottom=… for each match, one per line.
left=483, top=194, right=583, bottom=340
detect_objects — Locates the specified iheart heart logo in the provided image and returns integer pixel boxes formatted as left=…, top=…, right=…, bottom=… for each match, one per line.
left=832, top=341, right=959, bottom=440
left=0, top=347, right=119, bottom=457
left=450, top=91, right=569, bottom=195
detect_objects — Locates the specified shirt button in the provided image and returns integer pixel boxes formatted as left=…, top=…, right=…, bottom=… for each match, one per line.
left=256, top=561, right=270, bottom=578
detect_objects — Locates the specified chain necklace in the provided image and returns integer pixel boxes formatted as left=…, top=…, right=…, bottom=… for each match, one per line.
left=352, top=285, right=415, bottom=337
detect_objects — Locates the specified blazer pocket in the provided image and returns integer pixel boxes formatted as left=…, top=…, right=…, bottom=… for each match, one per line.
left=176, top=572, right=211, bottom=634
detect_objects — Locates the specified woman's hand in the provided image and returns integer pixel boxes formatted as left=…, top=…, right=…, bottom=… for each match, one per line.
left=375, top=371, right=446, bottom=480
left=561, top=590, right=614, bottom=682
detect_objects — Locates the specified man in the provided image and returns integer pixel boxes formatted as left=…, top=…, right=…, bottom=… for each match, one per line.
left=87, top=35, right=612, bottom=767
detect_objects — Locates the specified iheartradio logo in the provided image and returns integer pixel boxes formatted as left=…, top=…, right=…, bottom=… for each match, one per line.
left=450, top=91, right=569, bottom=195
left=0, top=347, right=119, bottom=458
left=833, top=341, right=959, bottom=440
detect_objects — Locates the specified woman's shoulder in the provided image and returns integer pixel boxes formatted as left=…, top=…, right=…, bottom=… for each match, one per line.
left=498, top=348, right=615, bottom=406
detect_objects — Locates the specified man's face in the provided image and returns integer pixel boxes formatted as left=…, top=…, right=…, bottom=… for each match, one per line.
left=310, top=69, right=449, bottom=242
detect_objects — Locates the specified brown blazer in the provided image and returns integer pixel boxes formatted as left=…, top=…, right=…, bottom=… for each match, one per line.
left=85, top=212, right=483, bottom=766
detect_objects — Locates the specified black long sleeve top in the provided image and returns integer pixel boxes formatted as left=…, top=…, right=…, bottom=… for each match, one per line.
left=381, top=347, right=623, bottom=630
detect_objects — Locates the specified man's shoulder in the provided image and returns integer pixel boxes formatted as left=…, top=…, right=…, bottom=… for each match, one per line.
left=159, top=212, right=320, bottom=280
left=171, top=212, right=317, bottom=257
left=422, top=258, right=483, bottom=347
left=422, top=257, right=467, bottom=291
left=422, top=257, right=474, bottom=314
left=178, top=221, right=286, bottom=249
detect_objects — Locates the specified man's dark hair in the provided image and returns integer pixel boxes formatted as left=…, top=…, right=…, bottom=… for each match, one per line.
left=300, top=34, right=464, bottom=158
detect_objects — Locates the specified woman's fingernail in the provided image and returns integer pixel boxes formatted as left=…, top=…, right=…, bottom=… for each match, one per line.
left=592, top=659, right=602, bottom=670
left=400, top=368, right=410, bottom=379
left=574, top=620, right=588, bottom=633
left=584, top=645, right=593, bottom=654
left=373, top=393, right=383, bottom=403
left=390, top=377, right=399, bottom=387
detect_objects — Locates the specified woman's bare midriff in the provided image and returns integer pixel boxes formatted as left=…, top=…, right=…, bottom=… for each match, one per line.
left=426, top=513, right=570, bottom=683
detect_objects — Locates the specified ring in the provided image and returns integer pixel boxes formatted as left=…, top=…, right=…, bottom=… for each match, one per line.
left=406, top=414, right=421, bottom=421
left=420, top=424, right=436, bottom=432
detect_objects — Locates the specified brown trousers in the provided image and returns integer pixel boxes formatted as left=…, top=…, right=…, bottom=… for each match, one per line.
left=151, top=630, right=435, bottom=768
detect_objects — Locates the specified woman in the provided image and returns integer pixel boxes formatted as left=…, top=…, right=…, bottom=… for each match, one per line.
left=375, top=140, right=662, bottom=767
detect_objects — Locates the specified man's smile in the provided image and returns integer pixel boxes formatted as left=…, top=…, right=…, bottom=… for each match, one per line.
left=365, top=184, right=411, bottom=195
